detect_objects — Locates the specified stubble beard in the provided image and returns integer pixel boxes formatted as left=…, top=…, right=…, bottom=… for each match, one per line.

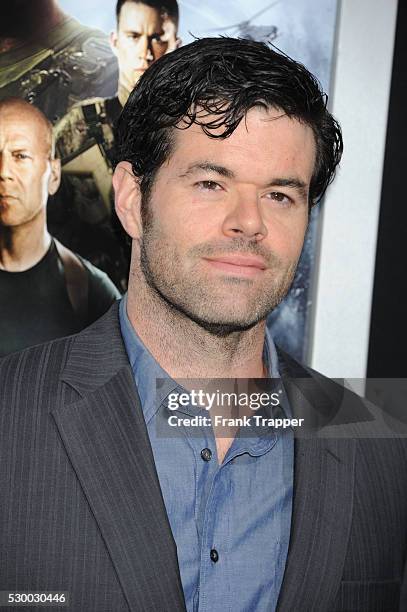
left=139, top=206, right=299, bottom=338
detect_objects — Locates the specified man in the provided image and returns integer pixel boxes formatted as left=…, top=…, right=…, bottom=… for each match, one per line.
left=51, top=0, right=180, bottom=290
left=0, top=97, right=120, bottom=357
left=112, top=0, right=180, bottom=107
left=0, top=0, right=117, bottom=123
left=1, top=39, right=406, bottom=611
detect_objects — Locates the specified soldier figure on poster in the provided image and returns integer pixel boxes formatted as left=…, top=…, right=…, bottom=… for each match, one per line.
left=52, top=0, right=180, bottom=291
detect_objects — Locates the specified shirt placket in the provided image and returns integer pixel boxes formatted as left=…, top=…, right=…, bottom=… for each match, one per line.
left=196, top=456, right=229, bottom=612
left=171, top=399, right=219, bottom=611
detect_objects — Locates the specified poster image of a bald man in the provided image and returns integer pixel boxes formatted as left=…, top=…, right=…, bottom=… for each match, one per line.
left=0, top=97, right=120, bottom=357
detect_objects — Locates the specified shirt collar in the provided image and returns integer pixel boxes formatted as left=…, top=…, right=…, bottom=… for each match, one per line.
left=119, top=294, right=286, bottom=424
left=119, top=295, right=178, bottom=423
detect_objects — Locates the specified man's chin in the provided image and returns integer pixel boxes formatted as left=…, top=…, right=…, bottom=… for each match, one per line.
left=173, top=303, right=267, bottom=337
left=130, top=70, right=147, bottom=86
left=147, top=278, right=266, bottom=335
left=191, top=317, right=262, bottom=337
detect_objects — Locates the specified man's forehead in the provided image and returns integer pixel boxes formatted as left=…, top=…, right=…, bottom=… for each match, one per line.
left=176, top=106, right=306, bottom=138
left=119, top=1, right=163, bottom=29
left=0, top=108, right=52, bottom=153
left=165, top=109, right=317, bottom=185
left=0, top=115, right=42, bottom=142
left=174, top=109, right=316, bottom=154
left=0, top=119, right=32, bottom=138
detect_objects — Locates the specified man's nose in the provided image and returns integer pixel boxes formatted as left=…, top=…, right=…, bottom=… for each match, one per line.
left=221, top=192, right=268, bottom=241
left=138, top=36, right=154, bottom=62
left=0, top=153, right=13, bottom=181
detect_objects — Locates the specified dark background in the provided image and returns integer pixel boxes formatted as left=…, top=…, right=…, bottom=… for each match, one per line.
left=367, top=0, right=407, bottom=377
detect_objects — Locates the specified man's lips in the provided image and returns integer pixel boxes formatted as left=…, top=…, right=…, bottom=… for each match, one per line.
left=203, top=255, right=267, bottom=277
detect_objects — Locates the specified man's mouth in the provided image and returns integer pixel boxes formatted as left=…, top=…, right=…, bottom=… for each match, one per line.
left=203, top=255, right=267, bottom=277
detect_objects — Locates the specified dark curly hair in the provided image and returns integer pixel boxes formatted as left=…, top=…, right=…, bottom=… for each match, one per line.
left=116, top=37, right=343, bottom=207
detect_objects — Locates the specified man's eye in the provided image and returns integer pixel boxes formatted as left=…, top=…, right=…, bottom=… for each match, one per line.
left=151, top=34, right=165, bottom=43
left=196, top=181, right=222, bottom=191
left=14, top=153, right=29, bottom=160
left=266, top=192, right=292, bottom=205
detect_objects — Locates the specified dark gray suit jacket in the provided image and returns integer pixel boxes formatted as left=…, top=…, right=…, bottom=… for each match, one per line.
left=1, top=302, right=406, bottom=611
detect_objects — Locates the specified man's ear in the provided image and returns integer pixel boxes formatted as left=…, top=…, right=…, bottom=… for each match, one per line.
left=110, top=30, right=118, bottom=55
left=113, top=161, right=142, bottom=239
left=48, top=158, right=61, bottom=196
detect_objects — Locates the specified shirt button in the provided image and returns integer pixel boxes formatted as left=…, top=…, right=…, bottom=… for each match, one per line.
left=201, top=448, right=212, bottom=461
left=210, top=549, right=219, bottom=563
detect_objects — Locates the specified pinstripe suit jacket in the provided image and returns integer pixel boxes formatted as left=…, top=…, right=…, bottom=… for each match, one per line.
left=1, top=302, right=407, bottom=611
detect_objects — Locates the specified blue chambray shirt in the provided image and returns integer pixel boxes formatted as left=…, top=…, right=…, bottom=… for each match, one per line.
left=119, top=295, right=293, bottom=612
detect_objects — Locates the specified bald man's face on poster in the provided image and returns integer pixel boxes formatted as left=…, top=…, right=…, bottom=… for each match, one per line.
left=0, top=102, right=60, bottom=228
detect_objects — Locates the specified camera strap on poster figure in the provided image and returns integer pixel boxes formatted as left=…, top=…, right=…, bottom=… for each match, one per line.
left=54, top=239, right=89, bottom=325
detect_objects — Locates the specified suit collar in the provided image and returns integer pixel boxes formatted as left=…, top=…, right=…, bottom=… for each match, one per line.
left=60, top=302, right=373, bottom=428
left=276, top=345, right=374, bottom=430
left=60, top=300, right=129, bottom=397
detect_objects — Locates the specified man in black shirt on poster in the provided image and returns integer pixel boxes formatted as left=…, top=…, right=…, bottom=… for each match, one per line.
left=0, top=97, right=120, bottom=357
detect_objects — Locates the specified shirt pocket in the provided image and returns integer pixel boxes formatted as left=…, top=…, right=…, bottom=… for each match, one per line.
left=332, top=579, right=401, bottom=611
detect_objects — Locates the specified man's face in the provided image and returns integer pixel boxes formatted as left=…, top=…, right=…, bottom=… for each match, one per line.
left=134, top=106, right=316, bottom=333
left=0, top=105, right=58, bottom=227
left=111, top=1, right=177, bottom=93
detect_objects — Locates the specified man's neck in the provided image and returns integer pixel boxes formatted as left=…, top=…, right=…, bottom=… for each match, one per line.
left=0, top=2, right=65, bottom=53
left=0, top=219, right=51, bottom=272
left=126, top=274, right=267, bottom=380
left=117, top=83, right=131, bottom=109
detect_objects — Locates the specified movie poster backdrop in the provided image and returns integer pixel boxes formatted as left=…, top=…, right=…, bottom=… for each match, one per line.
left=0, top=0, right=338, bottom=361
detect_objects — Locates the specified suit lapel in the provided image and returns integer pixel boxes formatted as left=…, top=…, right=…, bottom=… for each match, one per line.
left=276, top=349, right=357, bottom=610
left=52, top=304, right=186, bottom=612
left=277, top=435, right=356, bottom=610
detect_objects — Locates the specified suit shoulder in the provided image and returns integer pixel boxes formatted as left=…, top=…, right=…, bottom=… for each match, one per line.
left=276, top=346, right=407, bottom=449
left=0, top=335, right=75, bottom=409
left=275, top=344, right=332, bottom=384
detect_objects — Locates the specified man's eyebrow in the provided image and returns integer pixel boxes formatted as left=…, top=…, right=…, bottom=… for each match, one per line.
left=267, top=177, right=309, bottom=199
left=11, top=145, right=32, bottom=152
left=179, top=164, right=309, bottom=197
left=179, top=162, right=236, bottom=180
left=124, top=29, right=164, bottom=37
